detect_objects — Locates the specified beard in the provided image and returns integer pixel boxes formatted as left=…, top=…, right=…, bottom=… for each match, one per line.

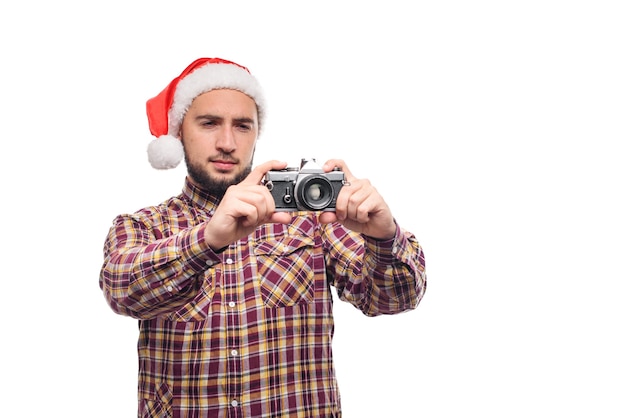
left=185, top=151, right=253, bottom=199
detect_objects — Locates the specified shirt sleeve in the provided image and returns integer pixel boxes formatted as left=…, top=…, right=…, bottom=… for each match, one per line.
left=322, top=221, right=427, bottom=316
left=99, top=212, right=222, bottom=319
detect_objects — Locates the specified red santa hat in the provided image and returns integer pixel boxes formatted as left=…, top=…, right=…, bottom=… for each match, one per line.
left=145, top=57, right=266, bottom=169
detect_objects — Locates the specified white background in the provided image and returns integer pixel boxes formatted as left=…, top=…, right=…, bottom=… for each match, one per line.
left=1, top=1, right=624, bottom=416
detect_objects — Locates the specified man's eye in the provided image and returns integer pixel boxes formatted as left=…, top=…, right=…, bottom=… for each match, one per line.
left=202, top=121, right=216, bottom=127
left=238, top=124, right=251, bottom=131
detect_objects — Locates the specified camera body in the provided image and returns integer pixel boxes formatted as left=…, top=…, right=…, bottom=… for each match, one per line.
left=263, top=158, right=346, bottom=212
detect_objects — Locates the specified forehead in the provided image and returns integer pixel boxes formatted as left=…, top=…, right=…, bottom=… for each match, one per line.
left=189, top=89, right=257, bottom=114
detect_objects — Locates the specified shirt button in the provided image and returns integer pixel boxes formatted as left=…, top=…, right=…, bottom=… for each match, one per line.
left=226, top=258, right=233, bottom=264
left=231, top=349, right=238, bottom=356
left=228, top=301, right=236, bottom=308
left=231, top=400, right=239, bottom=407
left=166, top=285, right=173, bottom=292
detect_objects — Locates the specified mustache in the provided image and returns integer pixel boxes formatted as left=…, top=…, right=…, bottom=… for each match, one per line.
left=209, top=153, right=239, bottom=164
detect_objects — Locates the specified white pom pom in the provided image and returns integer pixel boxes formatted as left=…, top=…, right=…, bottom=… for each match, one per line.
left=147, top=135, right=184, bottom=169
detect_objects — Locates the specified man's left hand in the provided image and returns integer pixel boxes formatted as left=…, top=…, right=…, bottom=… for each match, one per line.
left=318, top=159, right=396, bottom=240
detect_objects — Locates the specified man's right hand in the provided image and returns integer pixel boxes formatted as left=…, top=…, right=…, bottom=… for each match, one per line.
left=203, top=160, right=293, bottom=251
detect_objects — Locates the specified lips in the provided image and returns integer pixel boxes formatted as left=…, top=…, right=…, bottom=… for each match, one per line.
left=211, top=160, right=237, bottom=171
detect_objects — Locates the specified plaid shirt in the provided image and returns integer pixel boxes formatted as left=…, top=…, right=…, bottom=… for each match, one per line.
left=100, top=177, right=426, bottom=418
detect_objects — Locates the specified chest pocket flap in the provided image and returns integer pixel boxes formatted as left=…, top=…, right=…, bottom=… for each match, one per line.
left=254, top=235, right=316, bottom=308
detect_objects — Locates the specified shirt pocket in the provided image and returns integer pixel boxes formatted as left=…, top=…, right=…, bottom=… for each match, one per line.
left=254, top=235, right=316, bottom=308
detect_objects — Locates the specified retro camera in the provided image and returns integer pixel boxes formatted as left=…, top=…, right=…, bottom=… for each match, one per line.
left=263, top=158, right=347, bottom=212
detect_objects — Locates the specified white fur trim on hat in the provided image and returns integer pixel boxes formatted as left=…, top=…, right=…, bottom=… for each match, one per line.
left=147, top=135, right=184, bottom=170
left=167, top=63, right=265, bottom=138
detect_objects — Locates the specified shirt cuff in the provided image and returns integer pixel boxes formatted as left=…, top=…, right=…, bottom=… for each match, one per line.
left=364, top=222, right=402, bottom=263
left=179, top=223, right=223, bottom=271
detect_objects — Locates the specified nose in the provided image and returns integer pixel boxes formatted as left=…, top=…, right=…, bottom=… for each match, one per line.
left=215, top=127, right=236, bottom=153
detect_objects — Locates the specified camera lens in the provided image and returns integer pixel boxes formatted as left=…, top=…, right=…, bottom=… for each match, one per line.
left=296, top=175, right=334, bottom=210
left=306, top=184, right=322, bottom=201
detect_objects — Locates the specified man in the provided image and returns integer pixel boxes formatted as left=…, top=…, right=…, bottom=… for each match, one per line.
left=100, top=57, right=426, bottom=418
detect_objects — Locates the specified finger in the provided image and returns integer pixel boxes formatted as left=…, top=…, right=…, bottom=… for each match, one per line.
left=318, top=211, right=338, bottom=224
left=334, top=178, right=364, bottom=220
left=346, top=185, right=372, bottom=222
left=352, top=195, right=377, bottom=223
left=230, top=200, right=260, bottom=228
left=241, top=160, right=288, bottom=185
left=339, top=179, right=377, bottom=222
left=270, top=211, right=293, bottom=224
left=234, top=185, right=276, bottom=221
left=322, top=159, right=355, bottom=182
left=260, top=185, right=277, bottom=221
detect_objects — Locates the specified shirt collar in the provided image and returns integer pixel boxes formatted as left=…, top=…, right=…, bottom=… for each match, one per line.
left=181, top=176, right=222, bottom=211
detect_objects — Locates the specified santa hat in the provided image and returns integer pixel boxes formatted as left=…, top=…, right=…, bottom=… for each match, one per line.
left=145, top=57, right=266, bottom=169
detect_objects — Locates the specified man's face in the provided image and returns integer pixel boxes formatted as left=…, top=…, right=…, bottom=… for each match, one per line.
left=180, top=89, right=259, bottom=196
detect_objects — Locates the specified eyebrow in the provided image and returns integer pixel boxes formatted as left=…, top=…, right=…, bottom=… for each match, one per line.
left=195, top=114, right=255, bottom=125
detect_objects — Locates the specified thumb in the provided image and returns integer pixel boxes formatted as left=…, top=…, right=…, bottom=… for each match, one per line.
left=241, top=160, right=288, bottom=185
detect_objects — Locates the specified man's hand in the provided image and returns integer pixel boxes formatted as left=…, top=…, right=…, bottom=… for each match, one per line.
left=318, top=159, right=396, bottom=240
left=203, top=160, right=292, bottom=250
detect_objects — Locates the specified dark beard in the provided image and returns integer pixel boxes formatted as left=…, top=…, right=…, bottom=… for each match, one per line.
left=185, top=154, right=253, bottom=198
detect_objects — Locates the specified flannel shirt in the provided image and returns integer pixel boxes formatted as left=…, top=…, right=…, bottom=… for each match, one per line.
left=100, top=177, right=426, bottom=418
